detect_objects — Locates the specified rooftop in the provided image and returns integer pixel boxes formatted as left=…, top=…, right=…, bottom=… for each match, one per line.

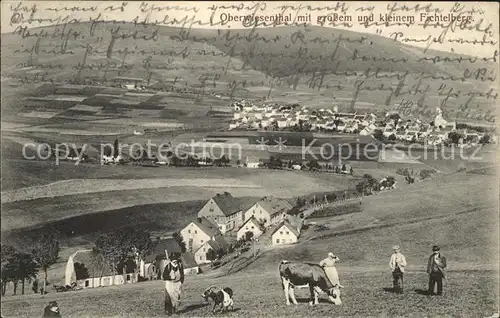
left=256, top=196, right=294, bottom=217
left=211, top=193, right=257, bottom=216
left=143, top=237, right=182, bottom=264
left=270, top=220, right=301, bottom=238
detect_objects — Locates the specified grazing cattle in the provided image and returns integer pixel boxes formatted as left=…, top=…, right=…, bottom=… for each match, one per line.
left=43, top=301, right=62, bottom=317
left=279, top=260, right=343, bottom=306
left=163, top=259, right=185, bottom=316
left=202, top=286, right=234, bottom=313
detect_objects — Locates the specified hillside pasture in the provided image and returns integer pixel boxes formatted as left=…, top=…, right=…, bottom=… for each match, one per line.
left=0, top=265, right=497, bottom=317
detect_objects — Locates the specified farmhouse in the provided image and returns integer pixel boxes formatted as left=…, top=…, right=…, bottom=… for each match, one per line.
left=198, top=192, right=246, bottom=234
left=244, top=196, right=293, bottom=227
left=245, top=156, right=261, bottom=168
left=237, top=217, right=265, bottom=241
left=194, top=236, right=230, bottom=264
left=65, top=250, right=138, bottom=289
left=271, top=221, right=300, bottom=246
left=180, top=217, right=221, bottom=253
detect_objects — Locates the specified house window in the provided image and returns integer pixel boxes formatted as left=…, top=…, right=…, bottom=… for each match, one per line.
left=85, top=280, right=90, bottom=287
left=188, top=230, right=191, bottom=234
left=280, top=231, right=283, bottom=235
left=201, top=240, right=204, bottom=243
left=276, top=239, right=280, bottom=244
left=209, top=208, right=214, bottom=212
left=286, top=231, right=289, bottom=235
left=195, top=230, right=197, bottom=234
left=126, top=275, right=131, bottom=281
left=203, top=248, right=206, bottom=252
left=251, top=226, right=254, bottom=229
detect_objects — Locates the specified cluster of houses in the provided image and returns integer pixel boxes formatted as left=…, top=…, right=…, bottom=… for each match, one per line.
left=229, top=100, right=377, bottom=135
left=229, top=100, right=494, bottom=147
left=65, top=192, right=303, bottom=290
left=181, top=192, right=303, bottom=265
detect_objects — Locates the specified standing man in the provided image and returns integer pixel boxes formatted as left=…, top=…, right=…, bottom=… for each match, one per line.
left=163, top=259, right=185, bottom=315
left=427, top=245, right=447, bottom=296
left=389, top=245, right=407, bottom=293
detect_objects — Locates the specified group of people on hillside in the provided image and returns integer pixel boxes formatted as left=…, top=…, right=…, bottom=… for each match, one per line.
left=389, top=245, right=447, bottom=295
left=317, top=245, right=447, bottom=296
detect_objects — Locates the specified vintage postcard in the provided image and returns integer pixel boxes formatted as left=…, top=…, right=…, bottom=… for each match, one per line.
left=1, top=1, right=498, bottom=317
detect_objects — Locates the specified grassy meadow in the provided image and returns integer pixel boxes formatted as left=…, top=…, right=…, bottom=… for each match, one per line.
left=1, top=269, right=498, bottom=317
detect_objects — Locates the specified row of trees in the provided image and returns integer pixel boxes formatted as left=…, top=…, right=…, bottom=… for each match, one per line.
left=89, top=227, right=155, bottom=284
left=1, top=234, right=60, bottom=296
left=355, top=174, right=396, bottom=195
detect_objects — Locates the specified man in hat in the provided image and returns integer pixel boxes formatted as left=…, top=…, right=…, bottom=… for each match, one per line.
left=43, top=301, right=62, bottom=317
left=427, top=245, right=447, bottom=296
left=389, top=245, right=407, bottom=293
left=163, top=258, right=184, bottom=315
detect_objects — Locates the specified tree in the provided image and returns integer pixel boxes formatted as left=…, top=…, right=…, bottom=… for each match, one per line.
left=15, top=252, right=39, bottom=295
left=1, top=245, right=17, bottom=296
left=172, top=232, right=186, bottom=253
left=309, top=159, right=320, bottom=171
left=113, top=138, right=119, bottom=158
left=94, top=227, right=154, bottom=284
left=206, top=249, right=217, bottom=261
left=244, top=231, right=254, bottom=242
left=32, top=277, right=39, bottom=294
left=295, top=197, right=306, bottom=208
left=32, top=233, right=60, bottom=294
left=447, top=131, right=463, bottom=145
left=74, top=262, right=90, bottom=280
left=479, top=134, right=491, bottom=144
left=373, top=129, right=385, bottom=142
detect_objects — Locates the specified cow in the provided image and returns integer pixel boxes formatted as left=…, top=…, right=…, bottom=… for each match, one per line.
left=202, top=286, right=234, bottom=313
left=279, top=260, right=343, bottom=306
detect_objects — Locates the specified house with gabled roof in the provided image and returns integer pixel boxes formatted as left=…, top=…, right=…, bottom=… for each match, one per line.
left=180, top=217, right=221, bottom=252
left=65, top=249, right=139, bottom=289
left=271, top=221, right=301, bottom=246
left=198, top=192, right=255, bottom=234
left=194, top=235, right=231, bottom=264
left=237, top=217, right=265, bottom=241
left=244, top=196, right=293, bottom=227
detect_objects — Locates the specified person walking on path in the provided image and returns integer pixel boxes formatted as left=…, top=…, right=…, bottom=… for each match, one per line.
left=389, top=245, right=407, bottom=293
left=427, top=245, right=447, bottom=296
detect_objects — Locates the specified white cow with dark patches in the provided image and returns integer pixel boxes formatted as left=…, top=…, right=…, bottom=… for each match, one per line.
left=279, top=260, right=343, bottom=306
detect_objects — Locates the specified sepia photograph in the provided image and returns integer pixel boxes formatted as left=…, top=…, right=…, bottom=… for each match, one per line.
left=1, top=1, right=499, bottom=317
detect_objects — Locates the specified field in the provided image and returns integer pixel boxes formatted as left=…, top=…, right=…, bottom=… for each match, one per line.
left=1, top=160, right=364, bottom=232
left=1, top=164, right=498, bottom=317
left=1, top=269, right=498, bottom=317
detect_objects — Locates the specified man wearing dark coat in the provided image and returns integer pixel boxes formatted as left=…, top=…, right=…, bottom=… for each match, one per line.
left=427, top=245, right=447, bottom=296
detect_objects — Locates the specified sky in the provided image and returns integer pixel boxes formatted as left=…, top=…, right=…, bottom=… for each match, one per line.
left=1, top=1, right=499, bottom=58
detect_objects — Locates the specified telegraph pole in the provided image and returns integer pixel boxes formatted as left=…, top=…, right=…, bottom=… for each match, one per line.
left=253, top=237, right=258, bottom=259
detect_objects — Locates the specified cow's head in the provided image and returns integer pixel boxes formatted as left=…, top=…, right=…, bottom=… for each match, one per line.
left=327, top=285, right=342, bottom=305
left=202, top=286, right=217, bottom=302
